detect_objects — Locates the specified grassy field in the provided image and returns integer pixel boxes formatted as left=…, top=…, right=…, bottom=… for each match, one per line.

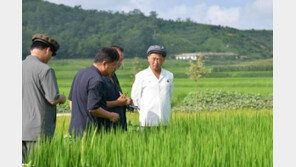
left=50, top=58, right=273, bottom=109
left=27, top=109, right=273, bottom=167
left=24, top=58, right=273, bottom=166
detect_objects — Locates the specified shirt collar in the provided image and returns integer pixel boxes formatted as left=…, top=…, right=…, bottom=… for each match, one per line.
left=148, top=66, right=164, bottom=81
left=27, top=55, right=43, bottom=63
left=91, top=65, right=102, bottom=76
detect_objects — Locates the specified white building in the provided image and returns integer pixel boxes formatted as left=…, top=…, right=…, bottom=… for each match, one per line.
left=175, top=52, right=237, bottom=60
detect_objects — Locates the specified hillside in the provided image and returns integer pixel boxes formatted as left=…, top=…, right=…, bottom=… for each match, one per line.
left=22, top=0, right=273, bottom=59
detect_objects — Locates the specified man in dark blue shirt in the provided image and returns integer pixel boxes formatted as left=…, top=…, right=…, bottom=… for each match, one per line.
left=68, top=47, right=120, bottom=137
left=103, top=46, right=133, bottom=131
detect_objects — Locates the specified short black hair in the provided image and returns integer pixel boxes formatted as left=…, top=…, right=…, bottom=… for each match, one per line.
left=30, top=41, right=54, bottom=52
left=111, top=45, right=124, bottom=52
left=94, top=47, right=119, bottom=63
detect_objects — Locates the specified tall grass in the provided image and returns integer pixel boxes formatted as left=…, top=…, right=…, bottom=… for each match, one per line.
left=26, top=110, right=272, bottom=167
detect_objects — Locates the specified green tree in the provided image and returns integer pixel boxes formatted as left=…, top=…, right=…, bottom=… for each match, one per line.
left=187, top=55, right=211, bottom=109
left=22, top=0, right=273, bottom=59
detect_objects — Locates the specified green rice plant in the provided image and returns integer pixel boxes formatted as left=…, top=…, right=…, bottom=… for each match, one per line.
left=26, top=110, right=273, bottom=167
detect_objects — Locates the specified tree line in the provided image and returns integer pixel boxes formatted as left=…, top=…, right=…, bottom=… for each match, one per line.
left=22, top=0, right=273, bottom=60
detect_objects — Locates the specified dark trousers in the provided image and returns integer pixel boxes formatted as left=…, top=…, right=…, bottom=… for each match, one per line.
left=22, top=141, right=37, bottom=163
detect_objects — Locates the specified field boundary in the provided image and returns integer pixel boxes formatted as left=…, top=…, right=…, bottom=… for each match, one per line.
left=57, top=113, right=71, bottom=117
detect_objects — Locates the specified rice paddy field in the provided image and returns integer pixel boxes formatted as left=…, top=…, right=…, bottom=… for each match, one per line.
left=51, top=58, right=273, bottom=108
left=24, top=58, right=273, bottom=166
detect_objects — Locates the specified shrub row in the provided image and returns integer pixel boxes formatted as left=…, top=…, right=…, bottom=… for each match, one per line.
left=212, top=64, right=273, bottom=72
left=178, top=89, right=272, bottom=112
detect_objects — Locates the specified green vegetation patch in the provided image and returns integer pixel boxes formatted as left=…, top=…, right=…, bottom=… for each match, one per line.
left=180, top=90, right=273, bottom=111
left=211, top=58, right=273, bottom=72
left=25, top=110, right=273, bottom=167
left=23, top=0, right=272, bottom=59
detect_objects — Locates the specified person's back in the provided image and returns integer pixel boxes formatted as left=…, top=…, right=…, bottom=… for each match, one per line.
left=68, top=66, right=106, bottom=136
left=22, top=55, right=58, bottom=140
left=22, top=34, right=66, bottom=163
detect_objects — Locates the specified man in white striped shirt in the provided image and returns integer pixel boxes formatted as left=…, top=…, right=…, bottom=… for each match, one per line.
left=131, top=45, right=174, bottom=128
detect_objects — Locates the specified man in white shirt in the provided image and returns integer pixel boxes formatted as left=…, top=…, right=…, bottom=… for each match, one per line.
left=131, top=45, right=174, bottom=128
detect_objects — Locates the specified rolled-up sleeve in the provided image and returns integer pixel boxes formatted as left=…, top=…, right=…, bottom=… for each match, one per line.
left=87, top=80, right=105, bottom=111
left=41, top=68, right=60, bottom=102
left=131, top=75, right=142, bottom=107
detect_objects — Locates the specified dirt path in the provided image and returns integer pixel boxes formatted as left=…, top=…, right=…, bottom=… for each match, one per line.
left=57, top=113, right=71, bottom=117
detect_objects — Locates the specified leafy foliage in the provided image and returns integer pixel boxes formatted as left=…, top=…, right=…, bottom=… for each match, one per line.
left=23, top=0, right=273, bottom=60
left=187, top=55, right=211, bottom=108
left=57, top=104, right=71, bottom=113
left=187, top=55, right=211, bottom=82
left=212, top=58, right=273, bottom=72
left=180, top=90, right=273, bottom=112
left=212, top=64, right=273, bottom=72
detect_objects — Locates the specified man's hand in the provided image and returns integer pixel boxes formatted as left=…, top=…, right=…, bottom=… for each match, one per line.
left=49, top=94, right=66, bottom=105
left=109, top=112, right=120, bottom=122
left=89, top=107, right=120, bottom=122
left=117, top=95, right=127, bottom=106
left=59, top=95, right=66, bottom=104
left=126, top=98, right=133, bottom=106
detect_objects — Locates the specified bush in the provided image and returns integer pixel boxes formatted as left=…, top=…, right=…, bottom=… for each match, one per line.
left=57, top=104, right=71, bottom=113
left=212, top=64, right=273, bottom=72
left=178, top=89, right=272, bottom=112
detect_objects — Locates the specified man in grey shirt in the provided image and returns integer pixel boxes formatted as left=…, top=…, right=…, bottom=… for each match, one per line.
left=22, top=34, right=66, bottom=162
